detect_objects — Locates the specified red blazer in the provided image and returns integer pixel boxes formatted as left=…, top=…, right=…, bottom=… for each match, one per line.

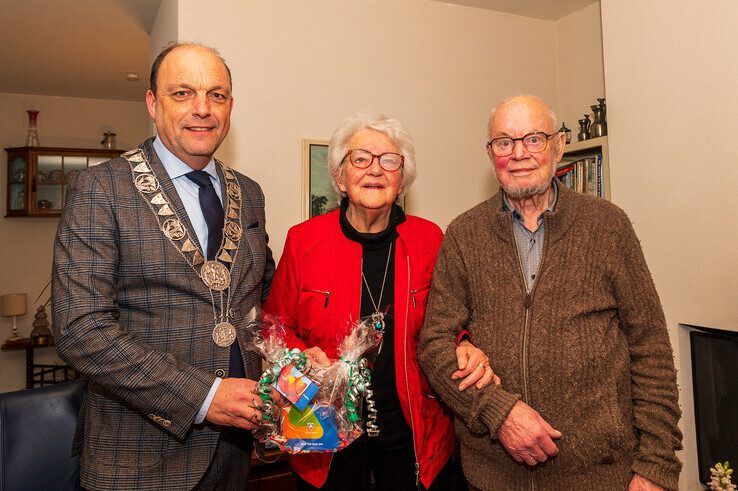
left=264, top=209, right=455, bottom=488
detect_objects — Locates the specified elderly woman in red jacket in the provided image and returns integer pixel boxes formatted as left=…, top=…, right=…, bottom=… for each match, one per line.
left=264, top=112, right=496, bottom=490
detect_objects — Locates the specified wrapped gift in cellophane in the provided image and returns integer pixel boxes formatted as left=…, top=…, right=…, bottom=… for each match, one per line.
left=252, top=316, right=381, bottom=454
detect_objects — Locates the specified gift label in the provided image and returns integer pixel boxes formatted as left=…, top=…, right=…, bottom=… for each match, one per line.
left=274, top=364, right=319, bottom=411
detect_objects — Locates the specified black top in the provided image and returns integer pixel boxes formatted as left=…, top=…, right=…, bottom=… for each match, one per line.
left=339, top=198, right=412, bottom=450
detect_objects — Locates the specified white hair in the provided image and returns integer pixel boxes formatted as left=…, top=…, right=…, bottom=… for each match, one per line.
left=327, top=111, right=416, bottom=201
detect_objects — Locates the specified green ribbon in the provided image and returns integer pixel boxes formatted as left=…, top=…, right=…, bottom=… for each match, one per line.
left=258, top=348, right=307, bottom=423
left=342, top=357, right=372, bottom=424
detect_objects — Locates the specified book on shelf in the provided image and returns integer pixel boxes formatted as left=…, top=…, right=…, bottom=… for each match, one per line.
left=556, top=153, right=603, bottom=197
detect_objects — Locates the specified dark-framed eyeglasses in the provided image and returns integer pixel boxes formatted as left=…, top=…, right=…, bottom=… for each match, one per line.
left=343, top=149, right=404, bottom=172
left=486, top=132, right=558, bottom=157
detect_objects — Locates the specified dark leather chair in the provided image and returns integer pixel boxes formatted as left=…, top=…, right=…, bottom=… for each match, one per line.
left=0, top=379, right=84, bottom=491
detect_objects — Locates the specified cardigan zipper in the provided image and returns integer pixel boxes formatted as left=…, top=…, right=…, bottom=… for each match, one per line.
left=403, top=256, right=421, bottom=488
left=512, top=219, right=547, bottom=491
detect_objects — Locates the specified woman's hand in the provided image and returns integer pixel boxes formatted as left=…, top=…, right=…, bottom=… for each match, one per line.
left=452, top=340, right=500, bottom=390
left=303, top=346, right=331, bottom=367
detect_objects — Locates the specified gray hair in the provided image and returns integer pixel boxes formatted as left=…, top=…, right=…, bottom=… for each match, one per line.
left=327, top=111, right=416, bottom=201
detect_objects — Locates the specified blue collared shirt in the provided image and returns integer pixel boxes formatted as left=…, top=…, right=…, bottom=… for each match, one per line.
left=502, top=183, right=558, bottom=292
left=153, top=137, right=223, bottom=255
left=152, top=137, right=222, bottom=425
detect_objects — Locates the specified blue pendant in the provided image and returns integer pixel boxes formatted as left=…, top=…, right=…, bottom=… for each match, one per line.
left=371, top=312, right=385, bottom=332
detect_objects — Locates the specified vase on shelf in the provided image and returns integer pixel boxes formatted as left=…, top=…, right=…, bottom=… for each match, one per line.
left=577, top=115, right=591, bottom=142
left=559, top=122, right=572, bottom=144
left=25, top=110, right=40, bottom=147
left=590, top=98, right=607, bottom=137
left=101, top=132, right=117, bottom=149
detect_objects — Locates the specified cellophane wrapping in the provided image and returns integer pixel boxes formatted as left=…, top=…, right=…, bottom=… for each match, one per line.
left=252, top=315, right=381, bottom=453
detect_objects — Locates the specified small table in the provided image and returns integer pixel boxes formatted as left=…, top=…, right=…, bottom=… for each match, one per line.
left=1, top=338, right=77, bottom=388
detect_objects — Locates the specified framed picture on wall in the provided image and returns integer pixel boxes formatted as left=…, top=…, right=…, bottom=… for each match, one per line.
left=301, top=139, right=338, bottom=220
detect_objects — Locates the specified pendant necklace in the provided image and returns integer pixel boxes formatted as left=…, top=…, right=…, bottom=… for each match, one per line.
left=125, top=147, right=244, bottom=348
left=361, top=242, right=392, bottom=439
left=361, top=242, right=392, bottom=334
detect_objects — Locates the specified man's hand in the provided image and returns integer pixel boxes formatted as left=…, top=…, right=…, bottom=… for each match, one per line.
left=497, top=401, right=561, bottom=465
left=628, top=474, right=665, bottom=491
left=452, top=340, right=500, bottom=390
left=303, top=346, right=331, bottom=367
left=205, top=378, right=265, bottom=430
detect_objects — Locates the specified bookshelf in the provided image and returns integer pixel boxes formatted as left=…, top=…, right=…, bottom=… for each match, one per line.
left=559, top=136, right=610, bottom=200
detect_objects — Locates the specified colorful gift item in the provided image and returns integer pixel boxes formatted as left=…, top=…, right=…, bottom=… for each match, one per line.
left=257, top=347, right=309, bottom=426
left=274, top=364, right=319, bottom=411
left=252, top=316, right=381, bottom=454
left=282, top=404, right=340, bottom=451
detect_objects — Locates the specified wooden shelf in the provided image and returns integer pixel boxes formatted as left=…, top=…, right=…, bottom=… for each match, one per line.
left=564, top=135, right=608, bottom=154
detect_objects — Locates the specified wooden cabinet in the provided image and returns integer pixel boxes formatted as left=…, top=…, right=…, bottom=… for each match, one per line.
left=4, top=146, right=124, bottom=217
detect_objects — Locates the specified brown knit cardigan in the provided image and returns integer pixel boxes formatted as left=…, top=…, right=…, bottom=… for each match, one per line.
left=418, top=181, right=682, bottom=490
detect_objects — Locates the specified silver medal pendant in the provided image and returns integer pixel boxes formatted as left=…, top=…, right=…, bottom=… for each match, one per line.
left=200, top=260, right=231, bottom=291
left=212, top=321, right=237, bottom=347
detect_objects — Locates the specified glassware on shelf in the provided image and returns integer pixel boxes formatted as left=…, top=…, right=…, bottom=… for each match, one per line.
left=25, top=110, right=40, bottom=147
left=101, top=132, right=117, bottom=149
left=13, top=191, right=25, bottom=211
left=47, top=169, right=63, bottom=184
left=11, top=168, right=25, bottom=184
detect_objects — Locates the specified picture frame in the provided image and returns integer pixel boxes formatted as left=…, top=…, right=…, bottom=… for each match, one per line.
left=301, top=139, right=338, bottom=220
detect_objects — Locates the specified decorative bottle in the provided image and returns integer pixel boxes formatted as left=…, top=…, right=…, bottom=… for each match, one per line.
left=25, top=110, right=40, bottom=147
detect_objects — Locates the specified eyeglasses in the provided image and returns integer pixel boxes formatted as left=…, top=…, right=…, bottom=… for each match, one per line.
left=486, top=132, right=558, bottom=157
left=343, top=149, right=404, bottom=172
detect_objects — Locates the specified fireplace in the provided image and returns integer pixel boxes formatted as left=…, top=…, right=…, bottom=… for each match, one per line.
left=690, top=325, right=738, bottom=484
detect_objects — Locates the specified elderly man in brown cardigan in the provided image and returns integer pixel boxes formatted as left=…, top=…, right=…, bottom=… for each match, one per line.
left=419, top=95, right=682, bottom=491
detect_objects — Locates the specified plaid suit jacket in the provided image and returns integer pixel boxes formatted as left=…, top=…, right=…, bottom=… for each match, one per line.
left=51, top=138, right=275, bottom=490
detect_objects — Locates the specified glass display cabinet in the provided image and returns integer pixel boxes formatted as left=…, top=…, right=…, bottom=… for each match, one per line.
left=4, top=147, right=124, bottom=217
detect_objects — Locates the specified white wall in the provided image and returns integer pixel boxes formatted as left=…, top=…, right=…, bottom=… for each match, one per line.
left=0, top=92, right=150, bottom=392
left=600, top=1, right=738, bottom=488
left=555, top=2, right=605, bottom=134
left=163, top=0, right=559, bottom=259
left=150, top=0, right=178, bottom=59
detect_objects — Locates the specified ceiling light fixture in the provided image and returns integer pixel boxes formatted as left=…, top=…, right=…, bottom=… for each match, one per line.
left=125, top=72, right=139, bottom=82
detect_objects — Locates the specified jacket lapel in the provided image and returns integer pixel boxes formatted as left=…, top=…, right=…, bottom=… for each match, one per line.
left=142, top=139, right=205, bottom=261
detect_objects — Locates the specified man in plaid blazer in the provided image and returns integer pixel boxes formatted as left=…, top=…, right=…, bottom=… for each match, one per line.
left=52, top=43, right=274, bottom=489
